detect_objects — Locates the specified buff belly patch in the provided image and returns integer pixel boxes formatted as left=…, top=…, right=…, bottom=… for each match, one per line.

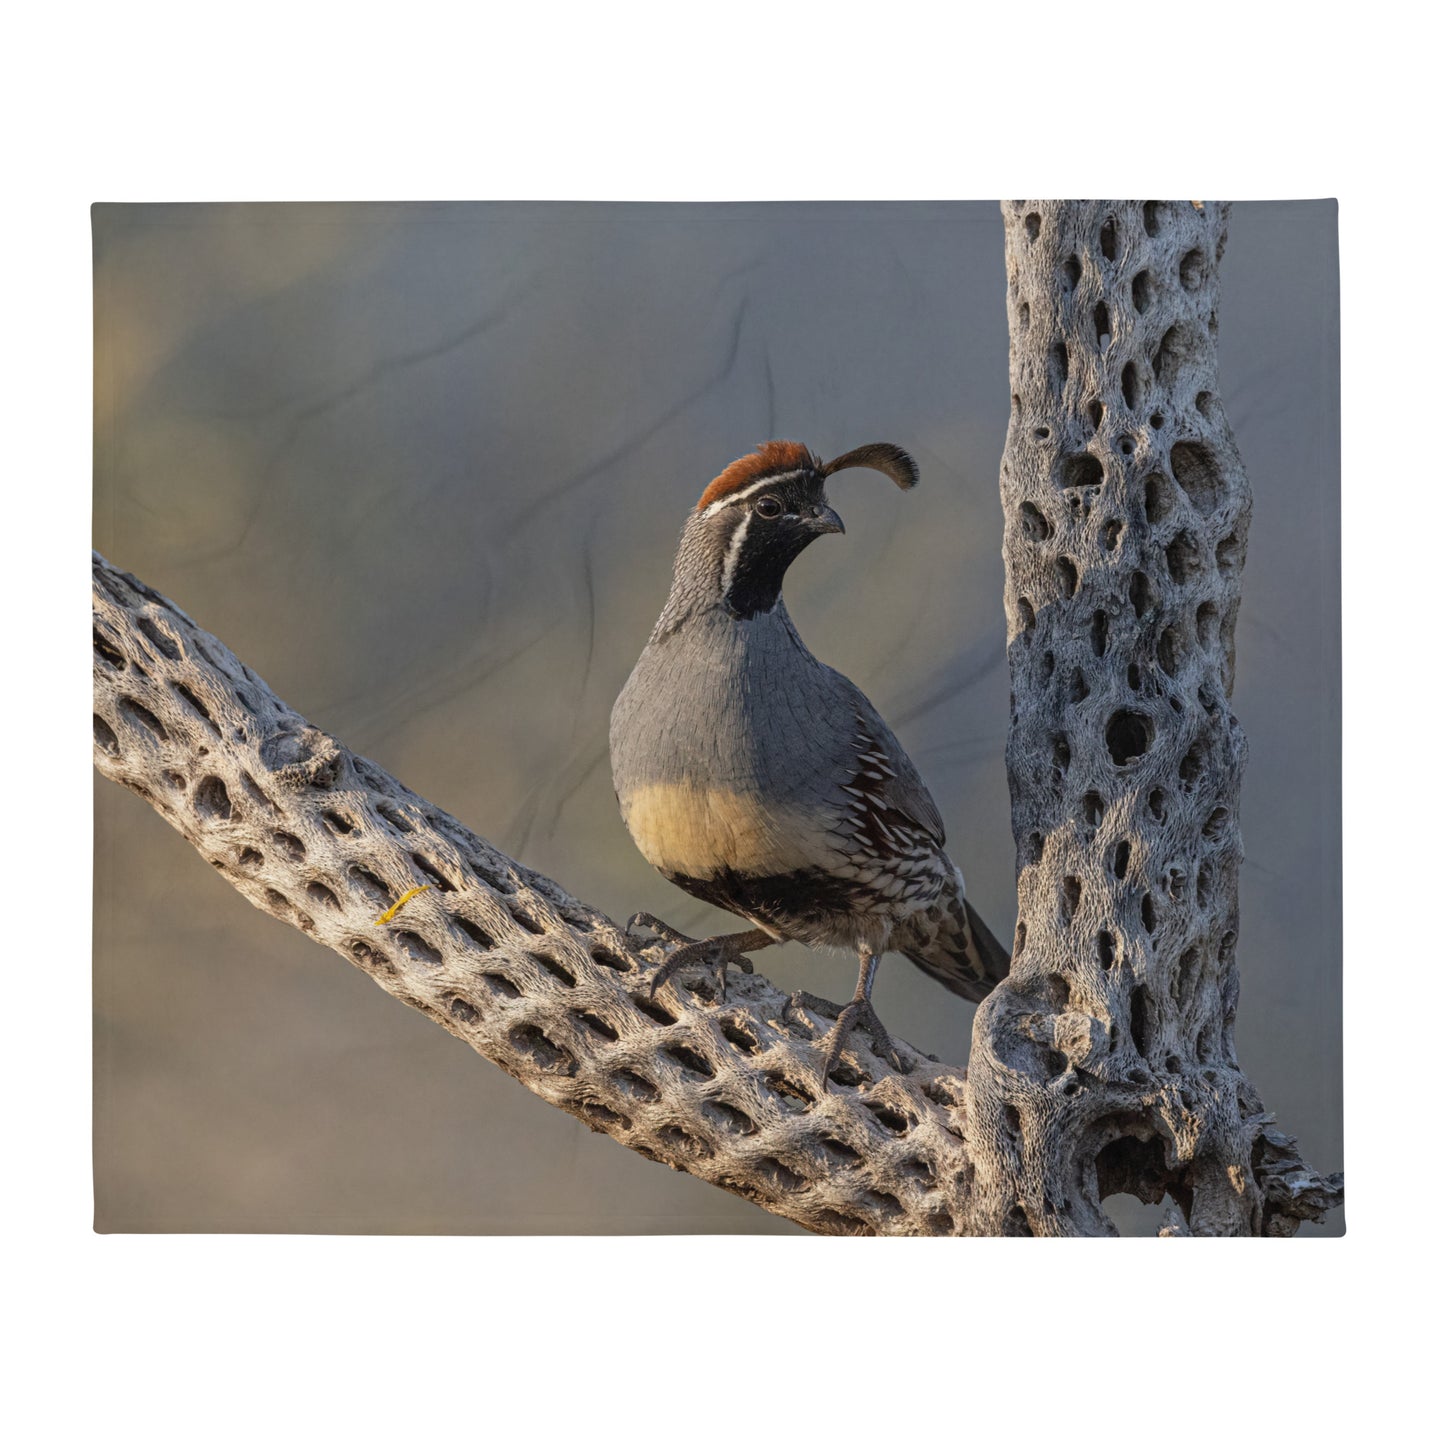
left=619, top=781, right=834, bottom=880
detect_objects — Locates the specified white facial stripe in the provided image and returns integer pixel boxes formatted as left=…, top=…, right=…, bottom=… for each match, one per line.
left=701, top=469, right=809, bottom=517
left=718, top=507, right=753, bottom=599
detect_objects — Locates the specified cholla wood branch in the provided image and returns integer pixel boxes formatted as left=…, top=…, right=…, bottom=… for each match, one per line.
left=959, top=199, right=1342, bottom=1234
left=92, top=553, right=971, bottom=1237
left=91, top=200, right=1340, bottom=1235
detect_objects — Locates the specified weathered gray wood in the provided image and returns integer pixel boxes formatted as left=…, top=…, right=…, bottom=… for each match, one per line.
left=90, top=200, right=1341, bottom=1234
left=958, top=200, right=1340, bottom=1234
left=92, top=551, right=973, bottom=1236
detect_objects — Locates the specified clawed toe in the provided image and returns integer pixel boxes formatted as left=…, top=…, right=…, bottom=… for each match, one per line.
left=647, top=936, right=753, bottom=1002
left=817, top=999, right=907, bottom=1086
left=626, top=912, right=696, bottom=949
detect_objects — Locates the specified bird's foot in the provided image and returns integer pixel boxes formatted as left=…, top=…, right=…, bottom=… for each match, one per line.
left=627, top=915, right=755, bottom=1001
left=625, top=911, right=696, bottom=949
left=786, top=990, right=908, bottom=1085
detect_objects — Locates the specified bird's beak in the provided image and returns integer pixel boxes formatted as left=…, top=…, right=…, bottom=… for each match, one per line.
left=808, top=504, right=845, bottom=536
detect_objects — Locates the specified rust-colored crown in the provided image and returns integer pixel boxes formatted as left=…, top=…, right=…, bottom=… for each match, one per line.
left=696, top=440, right=821, bottom=511
left=696, top=439, right=920, bottom=512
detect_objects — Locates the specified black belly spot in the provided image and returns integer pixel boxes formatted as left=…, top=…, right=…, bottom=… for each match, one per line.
left=664, top=866, right=869, bottom=933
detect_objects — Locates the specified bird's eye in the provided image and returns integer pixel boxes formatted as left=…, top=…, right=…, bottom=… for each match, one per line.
left=754, top=495, right=783, bottom=519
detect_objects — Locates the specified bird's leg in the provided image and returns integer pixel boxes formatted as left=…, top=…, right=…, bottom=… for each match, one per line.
left=626, top=914, right=770, bottom=1000
left=812, top=951, right=906, bottom=1084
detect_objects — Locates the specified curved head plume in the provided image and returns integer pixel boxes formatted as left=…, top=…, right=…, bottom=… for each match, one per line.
left=696, top=440, right=918, bottom=511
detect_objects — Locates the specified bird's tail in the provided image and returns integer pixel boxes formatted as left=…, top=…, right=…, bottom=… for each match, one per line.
left=897, top=865, right=1012, bottom=1004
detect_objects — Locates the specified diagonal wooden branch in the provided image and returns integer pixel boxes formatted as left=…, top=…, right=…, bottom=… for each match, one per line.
left=92, top=552, right=971, bottom=1237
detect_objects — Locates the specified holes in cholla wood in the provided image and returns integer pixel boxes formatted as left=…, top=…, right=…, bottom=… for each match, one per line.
left=137, top=614, right=181, bottom=661
left=581, top=1102, right=630, bottom=1132
left=1080, top=791, right=1105, bottom=830
left=1121, top=361, right=1140, bottom=411
left=702, top=1101, right=756, bottom=1136
left=1170, top=440, right=1223, bottom=514
left=1131, top=269, right=1153, bottom=315
left=94, top=715, right=120, bottom=754
left=1062, top=254, right=1081, bottom=289
left=171, top=682, right=219, bottom=736
left=1158, top=625, right=1181, bottom=678
left=1112, top=840, right=1131, bottom=880
left=1103, top=518, right=1123, bottom=551
left=589, top=945, right=630, bottom=974
left=1106, top=710, right=1154, bottom=765
left=1024, top=211, right=1041, bottom=242
left=375, top=802, right=414, bottom=834
left=447, top=996, right=481, bottom=1026
left=1049, top=342, right=1069, bottom=392
left=306, top=881, right=341, bottom=912
left=1056, top=557, right=1079, bottom=598
left=1196, top=601, right=1220, bottom=649
left=530, top=950, right=577, bottom=988
left=1144, top=473, right=1172, bottom=526
left=575, top=1010, right=619, bottom=1043
left=118, top=696, right=168, bottom=744
left=1215, top=530, right=1243, bottom=575
left=1018, top=500, right=1052, bottom=542
left=1052, top=733, right=1072, bottom=779
left=1202, top=806, right=1230, bottom=842
left=271, top=830, right=305, bottom=862
left=409, top=852, right=456, bottom=892
left=818, top=1135, right=863, bottom=1167
left=194, top=775, right=232, bottom=822
left=1099, top=214, right=1118, bottom=261
left=1018, top=301, right=1031, bottom=331
left=1179, top=249, right=1206, bottom=292
left=1097, top=931, right=1117, bottom=969
left=1129, top=570, right=1155, bottom=620
left=1092, top=303, right=1111, bottom=350
left=393, top=931, right=442, bottom=967
left=1061, top=877, right=1081, bottom=922
left=1022, top=831, right=1044, bottom=868
left=1141, top=892, right=1157, bottom=935
left=347, top=865, right=391, bottom=907
left=1130, top=985, right=1152, bottom=1057
left=1086, top=398, right=1103, bottom=433
left=615, top=1069, right=661, bottom=1103
left=1068, top=666, right=1090, bottom=704
left=633, top=995, right=677, bottom=1027
left=1179, top=739, right=1207, bottom=792
left=1142, top=200, right=1164, bottom=237
left=1057, top=453, right=1103, bottom=492
left=452, top=914, right=495, bottom=949
left=764, top=1074, right=816, bottom=1113
left=1152, top=326, right=1189, bottom=386
left=508, top=903, right=546, bottom=935
left=347, top=938, right=394, bottom=976
left=1016, top=597, right=1036, bottom=641
left=1090, top=610, right=1109, bottom=657
left=509, top=1024, right=575, bottom=1076
left=94, top=628, right=126, bottom=670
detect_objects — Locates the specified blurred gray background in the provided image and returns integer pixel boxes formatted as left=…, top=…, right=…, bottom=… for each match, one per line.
left=92, top=200, right=1341, bottom=1235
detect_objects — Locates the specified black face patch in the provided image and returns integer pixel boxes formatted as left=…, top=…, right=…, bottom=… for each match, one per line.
left=715, top=474, right=831, bottom=618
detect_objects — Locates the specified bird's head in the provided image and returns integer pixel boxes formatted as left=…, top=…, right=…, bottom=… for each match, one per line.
left=680, top=440, right=918, bottom=620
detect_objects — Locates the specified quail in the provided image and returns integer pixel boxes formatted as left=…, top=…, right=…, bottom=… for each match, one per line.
left=609, top=440, right=1011, bottom=1082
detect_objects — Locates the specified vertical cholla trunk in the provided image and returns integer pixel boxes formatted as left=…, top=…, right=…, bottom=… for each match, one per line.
left=960, top=200, right=1259, bottom=1235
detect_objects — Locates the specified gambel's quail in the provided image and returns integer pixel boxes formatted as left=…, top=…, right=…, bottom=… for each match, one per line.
left=610, top=440, right=1011, bottom=1081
